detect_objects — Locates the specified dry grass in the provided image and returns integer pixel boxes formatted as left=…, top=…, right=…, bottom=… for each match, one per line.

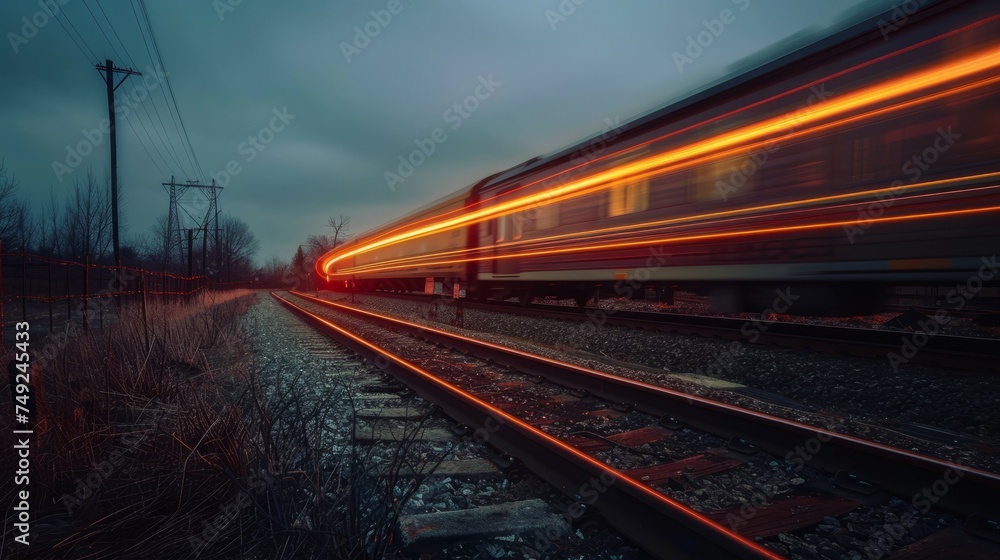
left=1, top=291, right=441, bottom=560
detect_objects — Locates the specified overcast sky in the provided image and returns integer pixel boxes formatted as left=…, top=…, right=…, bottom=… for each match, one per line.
left=1, top=0, right=895, bottom=263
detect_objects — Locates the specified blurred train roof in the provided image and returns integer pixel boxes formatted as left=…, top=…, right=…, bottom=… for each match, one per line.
left=479, top=0, right=969, bottom=192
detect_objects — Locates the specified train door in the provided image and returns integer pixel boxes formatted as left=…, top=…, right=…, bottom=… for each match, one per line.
left=493, top=214, right=520, bottom=276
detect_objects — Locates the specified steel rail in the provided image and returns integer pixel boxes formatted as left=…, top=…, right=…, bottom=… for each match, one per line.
left=272, top=291, right=780, bottom=560
left=288, top=290, right=1000, bottom=521
left=346, top=290, right=1000, bottom=371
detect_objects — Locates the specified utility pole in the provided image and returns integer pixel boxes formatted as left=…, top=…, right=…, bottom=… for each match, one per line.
left=187, top=229, right=194, bottom=279
left=202, top=225, right=208, bottom=279
left=96, top=60, right=141, bottom=269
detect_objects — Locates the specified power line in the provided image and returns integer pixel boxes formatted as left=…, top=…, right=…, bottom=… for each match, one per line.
left=121, top=112, right=170, bottom=178
left=51, top=10, right=96, bottom=63
left=131, top=0, right=198, bottom=180
left=134, top=100, right=188, bottom=175
left=138, top=0, right=207, bottom=181
left=92, top=0, right=194, bottom=179
left=126, top=102, right=180, bottom=176
left=94, top=0, right=140, bottom=70
left=82, top=0, right=126, bottom=63
left=84, top=1, right=187, bottom=181
left=55, top=7, right=100, bottom=62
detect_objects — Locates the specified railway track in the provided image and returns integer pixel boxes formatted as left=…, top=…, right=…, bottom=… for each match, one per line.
left=350, top=290, right=1000, bottom=372
left=274, top=290, right=1000, bottom=559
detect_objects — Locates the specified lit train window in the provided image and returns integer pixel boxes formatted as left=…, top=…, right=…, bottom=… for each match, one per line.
left=512, top=212, right=525, bottom=240
left=608, top=178, right=650, bottom=217
left=496, top=215, right=508, bottom=242
left=535, top=203, right=558, bottom=229
left=607, top=147, right=652, bottom=215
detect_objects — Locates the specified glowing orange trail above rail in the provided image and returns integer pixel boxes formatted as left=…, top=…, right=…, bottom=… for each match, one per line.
left=321, top=45, right=1000, bottom=275
left=271, top=291, right=783, bottom=559
left=335, top=15, right=1000, bottom=253
left=337, top=174, right=1000, bottom=274
left=336, top=204, right=1000, bottom=275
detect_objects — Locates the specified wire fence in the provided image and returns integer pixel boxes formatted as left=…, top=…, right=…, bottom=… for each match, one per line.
left=0, top=249, right=270, bottom=346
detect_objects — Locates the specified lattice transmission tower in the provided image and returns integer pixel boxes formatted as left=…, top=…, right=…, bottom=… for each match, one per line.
left=163, top=177, right=222, bottom=275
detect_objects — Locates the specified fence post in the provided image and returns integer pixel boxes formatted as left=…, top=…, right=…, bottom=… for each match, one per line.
left=66, top=262, right=71, bottom=323
left=83, top=255, right=89, bottom=332
left=98, top=266, right=103, bottom=329
left=48, top=260, right=53, bottom=333
left=0, top=241, right=5, bottom=349
left=21, top=252, right=27, bottom=324
left=140, top=273, right=149, bottom=350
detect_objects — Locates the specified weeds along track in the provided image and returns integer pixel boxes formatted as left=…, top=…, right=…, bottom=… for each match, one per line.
left=0, top=292, right=260, bottom=560
left=277, top=290, right=1000, bottom=560
left=262, top=296, right=643, bottom=559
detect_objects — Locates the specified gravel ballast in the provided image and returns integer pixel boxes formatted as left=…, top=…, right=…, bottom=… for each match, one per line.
left=313, top=292, right=1000, bottom=473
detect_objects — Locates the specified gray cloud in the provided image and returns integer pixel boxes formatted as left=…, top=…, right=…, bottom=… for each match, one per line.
left=1, top=0, right=894, bottom=262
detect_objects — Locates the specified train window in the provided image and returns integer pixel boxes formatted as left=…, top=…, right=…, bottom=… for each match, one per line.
left=693, top=157, right=741, bottom=202
left=496, top=215, right=508, bottom=243
left=512, top=212, right=527, bottom=240
left=609, top=178, right=650, bottom=217
left=851, top=138, right=874, bottom=182
left=535, top=203, right=558, bottom=229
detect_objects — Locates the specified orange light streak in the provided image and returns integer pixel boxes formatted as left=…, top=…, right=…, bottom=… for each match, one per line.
left=341, top=174, right=1000, bottom=274
left=336, top=204, right=1000, bottom=275
left=322, top=46, right=1000, bottom=275
left=333, top=15, right=1000, bottom=255
left=289, top=289, right=1000, bottom=484
left=271, top=291, right=782, bottom=559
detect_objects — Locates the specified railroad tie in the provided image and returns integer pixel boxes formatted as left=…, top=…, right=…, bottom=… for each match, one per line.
left=398, top=498, right=568, bottom=552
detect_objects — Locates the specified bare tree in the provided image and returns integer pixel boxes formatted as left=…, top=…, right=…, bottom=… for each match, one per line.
left=0, top=160, right=33, bottom=252
left=328, top=214, right=351, bottom=248
left=219, top=214, right=260, bottom=282
left=36, top=188, right=63, bottom=256
left=62, top=171, right=113, bottom=261
left=147, top=214, right=172, bottom=271
left=305, top=215, right=352, bottom=259
left=258, top=255, right=288, bottom=286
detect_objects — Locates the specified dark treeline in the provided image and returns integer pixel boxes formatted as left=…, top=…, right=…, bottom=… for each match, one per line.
left=0, top=160, right=260, bottom=281
left=256, top=214, right=351, bottom=288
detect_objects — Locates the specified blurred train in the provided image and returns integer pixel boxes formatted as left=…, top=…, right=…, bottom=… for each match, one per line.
left=317, top=0, right=1000, bottom=315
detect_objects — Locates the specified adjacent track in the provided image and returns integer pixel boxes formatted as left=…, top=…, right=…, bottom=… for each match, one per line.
left=350, top=290, right=1000, bottom=371
left=275, top=291, right=1000, bottom=558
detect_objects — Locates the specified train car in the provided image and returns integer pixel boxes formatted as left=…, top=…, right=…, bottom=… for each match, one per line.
left=325, top=186, right=475, bottom=294
left=318, top=0, right=1000, bottom=314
